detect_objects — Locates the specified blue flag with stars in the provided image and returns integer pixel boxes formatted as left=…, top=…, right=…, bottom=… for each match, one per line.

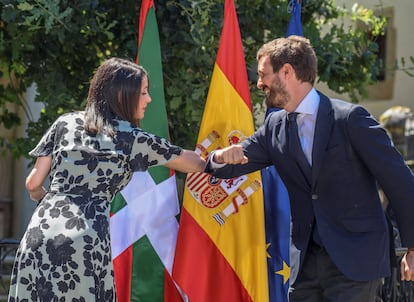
left=262, top=141, right=291, bottom=301
left=263, top=1, right=303, bottom=301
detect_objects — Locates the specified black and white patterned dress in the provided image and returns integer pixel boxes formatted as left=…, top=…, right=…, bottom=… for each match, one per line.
left=8, top=112, right=182, bottom=301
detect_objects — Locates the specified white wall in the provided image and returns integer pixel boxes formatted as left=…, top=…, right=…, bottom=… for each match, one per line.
left=13, top=83, right=42, bottom=238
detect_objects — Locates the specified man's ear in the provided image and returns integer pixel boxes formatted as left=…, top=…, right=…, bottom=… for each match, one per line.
left=280, top=63, right=294, bottom=79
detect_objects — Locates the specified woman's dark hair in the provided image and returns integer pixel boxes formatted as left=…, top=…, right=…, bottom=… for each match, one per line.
left=84, top=57, right=148, bottom=137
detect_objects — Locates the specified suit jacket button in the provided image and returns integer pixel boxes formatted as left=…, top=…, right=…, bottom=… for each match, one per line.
left=312, top=194, right=318, bottom=200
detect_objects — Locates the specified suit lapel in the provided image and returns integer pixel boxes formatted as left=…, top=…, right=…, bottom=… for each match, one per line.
left=311, top=93, right=334, bottom=187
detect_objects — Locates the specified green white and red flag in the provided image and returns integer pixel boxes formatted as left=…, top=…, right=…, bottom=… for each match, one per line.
left=110, top=1, right=182, bottom=301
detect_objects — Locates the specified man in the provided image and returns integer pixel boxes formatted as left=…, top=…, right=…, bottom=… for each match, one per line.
left=379, top=105, right=413, bottom=159
left=205, top=36, right=414, bottom=302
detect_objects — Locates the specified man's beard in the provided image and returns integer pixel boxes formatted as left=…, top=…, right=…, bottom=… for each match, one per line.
left=264, top=77, right=290, bottom=109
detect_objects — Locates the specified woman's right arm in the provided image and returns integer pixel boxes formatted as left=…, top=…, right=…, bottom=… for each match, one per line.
left=164, top=150, right=206, bottom=173
left=26, top=156, right=51, bottom=202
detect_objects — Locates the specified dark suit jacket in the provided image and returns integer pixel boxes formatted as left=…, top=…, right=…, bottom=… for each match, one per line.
left=205, top=91, right=414, bottom=281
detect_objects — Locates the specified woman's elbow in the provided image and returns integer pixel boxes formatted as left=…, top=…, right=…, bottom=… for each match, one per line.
left=25, top=156, right=51, bottom=193
left=25, top=177, right=40, bottom=192
left=25, top=169, right=44, bottom=193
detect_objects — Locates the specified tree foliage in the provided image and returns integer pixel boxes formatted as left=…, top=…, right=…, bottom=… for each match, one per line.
left=0, top=0, right=390, bottom=158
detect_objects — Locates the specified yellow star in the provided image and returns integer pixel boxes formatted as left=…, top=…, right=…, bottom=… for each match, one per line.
left=266, top=242, right=271, bottom=258
left=275, top=261, right=290, bottom=284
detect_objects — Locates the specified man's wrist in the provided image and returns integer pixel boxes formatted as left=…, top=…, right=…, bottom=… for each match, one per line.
left=212, top=151, right=224, bottom=164
left=209, top=151, right=226, bottom=169
left=407, top=247, right=414, bottom=253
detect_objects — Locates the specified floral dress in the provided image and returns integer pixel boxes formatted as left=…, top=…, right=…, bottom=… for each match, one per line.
left=8, top=112, right=182, bottom=302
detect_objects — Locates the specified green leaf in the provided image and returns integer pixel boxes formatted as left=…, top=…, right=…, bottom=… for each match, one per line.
left=17, top=3, right=35, bottom=11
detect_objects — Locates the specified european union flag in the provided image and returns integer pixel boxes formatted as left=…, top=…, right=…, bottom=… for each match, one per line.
left=286, top=0, right=303, bottom=37
left=262, top=108, right=291, bottom=302
left=263, top=1, right=303, bottom=301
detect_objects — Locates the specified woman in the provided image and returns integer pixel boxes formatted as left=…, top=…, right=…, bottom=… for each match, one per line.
left=8, top=58, right=205, bottom=301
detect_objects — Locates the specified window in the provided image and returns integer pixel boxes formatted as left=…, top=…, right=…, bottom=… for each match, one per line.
left=365, top=6, right=396, bottom=100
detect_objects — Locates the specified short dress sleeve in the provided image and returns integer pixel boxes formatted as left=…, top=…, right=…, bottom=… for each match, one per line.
left=28, top=118, right=61, bottom=157
left=116, top=128, right=183, bottom=172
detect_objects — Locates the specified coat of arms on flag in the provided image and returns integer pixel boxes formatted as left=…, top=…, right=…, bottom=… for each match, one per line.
left=186, top=130, right=261, bottom=226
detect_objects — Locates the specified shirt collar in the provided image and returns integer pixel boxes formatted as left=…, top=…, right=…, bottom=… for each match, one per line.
left=295, top=88, right=319, bottom=116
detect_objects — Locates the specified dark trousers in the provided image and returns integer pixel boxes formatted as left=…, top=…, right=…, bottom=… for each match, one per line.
left=289, top=241, right=382, bottom=302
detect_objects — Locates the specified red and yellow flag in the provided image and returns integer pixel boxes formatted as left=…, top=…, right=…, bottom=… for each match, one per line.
left=172, top=1, right=268, bottom=301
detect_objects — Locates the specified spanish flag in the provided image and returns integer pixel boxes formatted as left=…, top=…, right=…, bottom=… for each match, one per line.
left=110, top=1, right=182, bottom=301
left=172, top=0, right=268, bottom=301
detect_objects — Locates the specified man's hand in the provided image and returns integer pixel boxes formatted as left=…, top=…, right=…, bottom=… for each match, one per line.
left=213, top=145, right=248, bottom=165
left=401, top=249, right=414, bottom=281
